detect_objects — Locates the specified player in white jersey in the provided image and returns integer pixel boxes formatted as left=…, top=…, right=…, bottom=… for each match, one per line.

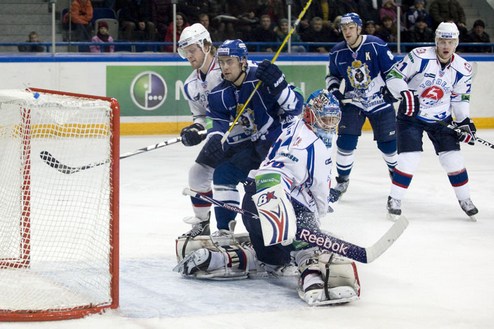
left=177, top=23, right=224, bottom=238
left=385, top=22, right=478, bottom=220
left=325, top=12, right=398, bottom=202
left=174, top=90, right=361, bottom=306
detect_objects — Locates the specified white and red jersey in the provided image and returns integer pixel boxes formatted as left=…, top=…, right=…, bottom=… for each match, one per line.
left=254, top=118, right=334, bottom=218
left=183, top=58, right=223, bottom=127
left=387, top=46, right=473, bottom=123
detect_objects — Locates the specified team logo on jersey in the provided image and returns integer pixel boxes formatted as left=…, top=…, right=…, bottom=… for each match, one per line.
left=238, top=106, right=257, bottom=136
left=420, top=86, right=444, bottom=105
left=130, top=71, right=167, bottom=111
left=464, top=62, right=472, bottom=73
left=347, top=60, right=371, bottom=90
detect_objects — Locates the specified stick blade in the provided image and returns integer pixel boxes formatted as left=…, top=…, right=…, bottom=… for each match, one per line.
left=365, top=215, right=409, bottom=263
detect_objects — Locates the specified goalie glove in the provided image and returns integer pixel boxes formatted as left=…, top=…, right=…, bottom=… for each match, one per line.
left=256, top=60, right=288, bottom=96
left=453, top=118, right=476, bottom=145
left=180, top=123, right=206, bottom=146
left=398, top=90, right=420, bottom=117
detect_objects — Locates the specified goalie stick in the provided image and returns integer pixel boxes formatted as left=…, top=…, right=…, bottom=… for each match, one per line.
left=40, top=134, right=193, bottom=174
left=183, top=188, right=409, bottom=264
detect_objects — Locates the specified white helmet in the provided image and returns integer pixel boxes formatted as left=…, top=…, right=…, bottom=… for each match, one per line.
left=178, top=23, right=212, bottom=58
left=435, top=22, right=459, bottom=46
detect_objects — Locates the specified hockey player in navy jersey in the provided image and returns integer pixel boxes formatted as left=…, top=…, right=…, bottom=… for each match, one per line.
left=174, top=90, right=360, bottom=306
left=177, top=23, right=224, bottom=238
left=206, top=39, right=304, bottom=243
left=385, top=22, right=479, bottom=221
left=325, top=12, right=398, bottom=202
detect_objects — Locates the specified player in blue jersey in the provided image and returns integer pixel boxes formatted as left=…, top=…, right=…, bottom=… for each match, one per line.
left=325, top=12, right=398, bottom=202
left=385, top=22, right=478, bottom=221
left=206, top=39, right=304, bottom=244
left=175, top=90, right=360, bottom=306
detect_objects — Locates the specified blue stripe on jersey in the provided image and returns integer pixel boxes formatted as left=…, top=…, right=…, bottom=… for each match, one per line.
left=448, top=169, right=468, bottom=187
left=306, top=143, right=315, bottom=188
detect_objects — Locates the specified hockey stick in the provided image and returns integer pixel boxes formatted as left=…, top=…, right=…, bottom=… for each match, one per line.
left=434, top=119, right=494, bottom=149
left=183, top=188, right=409, bottom=264
left=40, top=134, right=193, bottom=174
left=220, top=0, right=313, bottom=145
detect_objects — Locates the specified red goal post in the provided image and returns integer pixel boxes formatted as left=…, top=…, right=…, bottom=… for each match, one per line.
left=0, top=88, right=119, bottom=321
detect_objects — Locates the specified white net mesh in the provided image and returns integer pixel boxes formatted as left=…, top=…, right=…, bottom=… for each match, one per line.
left=0, top=89, right=117, bottom=317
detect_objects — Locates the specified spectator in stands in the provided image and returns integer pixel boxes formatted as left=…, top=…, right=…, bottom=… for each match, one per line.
left=198, top=13, right=222, bottom=42
left=274, top=18, right=306, bottom=52
left=375, top=15, right=397, bottom=50
left=178, top=0, right=209, bottom=24
left=18, top=31, right=45, bottom=53
left=152, top=0, right=172, bottom=40
left=301, top=16, right=338, bottom=53
left=379, top=0, right=398, bottom=24
left=364, top=20, right=378, bottom=36
left=119, top=0, right=157, bottom=41
left=67, top=0, right=94, bottom=41
left=466, top=19, right=491, bottom=53
left=405, top=0, right=432, bottom=29
left=359, top=0, right=381, bottom=24
left=163, top=12, right=189, bottom=52
left=257, top=0, right=286, bottom=24
left=406, top=15, right=434, bottom=50
left=249, top=14, right=277, bottom=52
left=90, top=20, right=115, bottom=52
left=428, top=0, right=466, bottom=30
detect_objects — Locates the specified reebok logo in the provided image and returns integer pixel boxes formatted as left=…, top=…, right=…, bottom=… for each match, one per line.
left=298, top=229, right=349, bottom=255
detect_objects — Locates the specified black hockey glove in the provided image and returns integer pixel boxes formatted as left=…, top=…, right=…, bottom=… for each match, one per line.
left=180, top=123, right=206, bottom=146
left=327, top=83, right=345, bottom=103
left=380, top=86, right=398, bottom=104
left=453, top=117, right=476, bottom=145
left=256, top=60, right=288, bottom=96
left=398, top=90, right=420, bottom=117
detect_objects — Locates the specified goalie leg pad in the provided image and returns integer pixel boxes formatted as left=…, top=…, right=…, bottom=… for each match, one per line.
left=175, top=233, right=250, bottom=262
left=252, top=178, right=297, bottom=246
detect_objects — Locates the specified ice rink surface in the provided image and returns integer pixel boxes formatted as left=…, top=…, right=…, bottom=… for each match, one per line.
left=3, top=130, right=494, bottom=329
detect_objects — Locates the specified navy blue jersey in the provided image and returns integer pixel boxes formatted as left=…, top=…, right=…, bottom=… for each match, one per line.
left=326, top=35, right=396, bottom=113
left=208, top=62, right=303, bottom=145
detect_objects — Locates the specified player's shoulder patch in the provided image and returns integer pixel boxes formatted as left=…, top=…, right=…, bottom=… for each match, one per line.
left=451, top=55, right=473, bottom=75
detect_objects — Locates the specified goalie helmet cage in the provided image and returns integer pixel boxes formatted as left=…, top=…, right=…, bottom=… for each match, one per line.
left=0, top=88, right=119, bottom=321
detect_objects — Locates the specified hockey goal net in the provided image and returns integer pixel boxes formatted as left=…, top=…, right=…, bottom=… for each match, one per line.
left=0, top=88, right=119, bottom=321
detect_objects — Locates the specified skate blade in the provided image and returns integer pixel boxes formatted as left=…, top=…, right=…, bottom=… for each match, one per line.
left=467, top=215, right=477, bottom=222
left=310, top=295, right=359, bottom=306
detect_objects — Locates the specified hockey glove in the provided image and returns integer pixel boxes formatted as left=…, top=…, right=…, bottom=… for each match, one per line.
left=256, top=60, right=288, bottom=96
left=180, top=123, right=206, bottom=146
left=327, top=83, right=345, bottom=103
left=380, top=86, right=398, bottom=104
left=453, top=118, right=476, bottom=145
left=398, top=90, right=420, bottom=117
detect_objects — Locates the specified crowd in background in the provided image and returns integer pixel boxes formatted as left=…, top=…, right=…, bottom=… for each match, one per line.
left=23, top=0, right=492, bottom=53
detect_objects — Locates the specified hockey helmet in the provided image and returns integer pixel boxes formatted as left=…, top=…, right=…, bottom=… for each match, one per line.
left=217, top=39, right=248, bottom=60
left=304, top=89, right=341, bottom=133
left=340, top=13, right=363, bottom=28
left=178, top=23, right=212, bottom=59
left=435, top=22, right=459, bottom=47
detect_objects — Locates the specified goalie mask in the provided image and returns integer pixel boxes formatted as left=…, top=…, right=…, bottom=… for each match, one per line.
left=303, top=89, right=341, bottom=148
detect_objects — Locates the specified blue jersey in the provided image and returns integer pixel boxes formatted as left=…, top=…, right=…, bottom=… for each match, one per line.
left=208, top=62, right=303, bottom=145
left=326, top=35, right=396, bottom=113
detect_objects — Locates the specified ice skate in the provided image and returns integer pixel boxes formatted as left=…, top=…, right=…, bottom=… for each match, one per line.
left=458, top=198, right=478, bottom=221
left=210, top=220, right=236, bottom=246
left=180, top=212, right=210, bottom=238
left=386, top=196, right=402, bottom=221
left=329, top=176, right=349, bottom=203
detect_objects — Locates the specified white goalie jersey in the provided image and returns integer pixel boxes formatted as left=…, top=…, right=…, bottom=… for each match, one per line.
left=254, top=118, right=334, bottom=218
left=387, top=46, right=473, bottom=123
left=183, top=59, right=223, bottom=127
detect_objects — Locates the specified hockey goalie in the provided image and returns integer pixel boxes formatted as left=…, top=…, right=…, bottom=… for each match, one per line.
left=175, top=90, right=360, bottom=306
